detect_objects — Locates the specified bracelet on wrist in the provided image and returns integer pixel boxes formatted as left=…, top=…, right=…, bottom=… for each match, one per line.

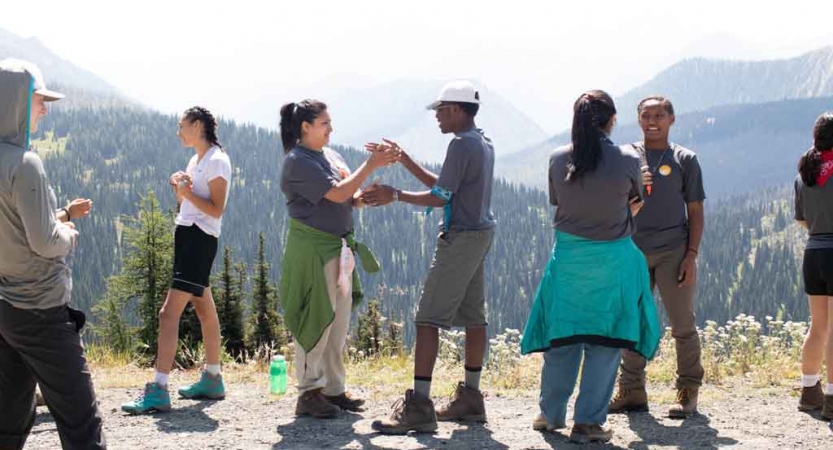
left=61, top=207, right=70, bottom=220
left=687, top=247, right=698, bottom=255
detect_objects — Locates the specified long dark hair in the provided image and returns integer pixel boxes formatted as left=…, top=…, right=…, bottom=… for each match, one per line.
left=798, top=112, right=833, bottom=186
left=279, top=99, right=327, bottom=153
left=183, top=106, right=223, bottom=150
left=566, top=90, right=617, bottom=182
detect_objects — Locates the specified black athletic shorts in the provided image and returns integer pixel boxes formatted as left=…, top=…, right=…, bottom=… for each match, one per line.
left=171, top=224, right=218, bottom=297
left=803, top=248, right=833, bottom=296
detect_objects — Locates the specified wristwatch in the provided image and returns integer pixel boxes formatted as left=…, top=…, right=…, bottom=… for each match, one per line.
left=392, top=189, right=400, bottom=202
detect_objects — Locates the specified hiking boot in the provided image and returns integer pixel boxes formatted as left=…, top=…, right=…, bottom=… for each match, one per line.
left=324, top=391, right=366, bottom=412
left=822, top=395, right=833, bottom=421
left=371, top=389, right=438, bottom=435
left=532, top=413, right=565, bottom=431
left=436, top=382, right=487, bottom=422
left=668, top=386, right=698, bottom=418
left=295, top=388, right=340, bottom=419
left=607, top=387, right=649, bottom=413
left=798, top=382, right=824, bottom=411
left=121, top=383, right=171, bottom=414
left=569, top=423, right=613, bottom=444
left=178, top=371, right=226, bottom=400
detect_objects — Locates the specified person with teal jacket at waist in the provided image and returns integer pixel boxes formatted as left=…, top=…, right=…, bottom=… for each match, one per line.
left=521, top=90, right=661, bottom=444
left=278, top=99, right=397, bottom=419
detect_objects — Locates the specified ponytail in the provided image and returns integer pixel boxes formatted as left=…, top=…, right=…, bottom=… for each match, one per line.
left=183, top=106, right=223, bottom=150
left=566, top=90, right=617, bottom=182
left=798, top=112, right=833, bottom=186
left=279, top=99, right=327, bottom=154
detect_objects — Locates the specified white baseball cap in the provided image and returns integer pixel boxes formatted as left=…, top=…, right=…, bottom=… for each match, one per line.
left=426, top=80, right=480, bottom=110
left=0, top=58, right=64, bottom=102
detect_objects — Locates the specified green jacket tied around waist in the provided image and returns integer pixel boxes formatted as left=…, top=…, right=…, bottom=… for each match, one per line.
left=281, top=219, right=380, bottom=352
left=521, top=230, right=661, bottom=360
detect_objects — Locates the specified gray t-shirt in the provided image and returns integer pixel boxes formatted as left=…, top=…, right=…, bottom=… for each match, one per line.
left=549, top=137, right=642, bottom=241
left=794, top=174, right=833, bottom=250
left=280, top=146, right=353, bottom=237
left=631, top=143, right=706, bottom=253
left=434, top=127, right=496, bottom=231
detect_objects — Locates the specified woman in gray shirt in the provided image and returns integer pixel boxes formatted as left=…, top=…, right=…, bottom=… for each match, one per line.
left=521, top=90, right=660, bottom=444
left=795, top=112, right=833, bottom=419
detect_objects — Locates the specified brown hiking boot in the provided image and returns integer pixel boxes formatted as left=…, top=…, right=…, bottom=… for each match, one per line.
left=798, top=382, right=824, bottom=411
left=668, top=386, right=698, bottom=418
left=324, top=391, right=366, bottom=412
left=607, top=387, right=648, bottom=413
left=295, top=388, right=340, bottom=419
left=371, top=389, right=438, bottom=435
left=569, top=423, right=613, bottom=444
left=436, top=382, right=487, bottom=422
left=823, top=395, right=833, bottom=421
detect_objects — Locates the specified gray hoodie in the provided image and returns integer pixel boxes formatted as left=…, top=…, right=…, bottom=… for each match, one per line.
left=0, top=63, right=75, bottom=309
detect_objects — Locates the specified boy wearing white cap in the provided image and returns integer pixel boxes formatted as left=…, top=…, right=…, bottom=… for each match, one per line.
left=0, top=58, right=106, bottom=450
left=364, top=80, right=496, bottom=434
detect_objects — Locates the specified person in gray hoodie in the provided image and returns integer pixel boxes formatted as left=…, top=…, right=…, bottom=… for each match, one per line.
left=0, top=58, right=106, bottom=450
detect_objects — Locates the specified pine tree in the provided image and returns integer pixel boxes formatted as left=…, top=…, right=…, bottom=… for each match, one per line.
left=246, top=233, right=285, bottom=350
left=97, top=192, right=174, bottom=358
left=385, top=312, right=405, bottom=356
left=355, top=299, right=384, bottom=357
left=213, top=246, right=246, bottom=357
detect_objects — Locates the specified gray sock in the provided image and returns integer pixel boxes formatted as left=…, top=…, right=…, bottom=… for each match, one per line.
left=465, top=366, right=482, bottom=391
left=414, top=377, right=432, bottom=398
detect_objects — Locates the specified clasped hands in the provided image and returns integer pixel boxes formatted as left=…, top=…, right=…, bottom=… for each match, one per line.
left=359, top=139, right=405, bottom=207
left=169, top=171, right=193, bottom=196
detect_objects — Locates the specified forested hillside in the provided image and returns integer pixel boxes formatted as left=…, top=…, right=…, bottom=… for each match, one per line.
left=34, top=106, right=811, bottom=345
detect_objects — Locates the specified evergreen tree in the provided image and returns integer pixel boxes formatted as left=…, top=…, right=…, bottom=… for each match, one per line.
left=213, top=246, right=246, bottom=357
left=355, top=299, right=384, bottom=357
left=97, top=192, right=173, bottom=358
left=247, top=233, right=285, bottom=350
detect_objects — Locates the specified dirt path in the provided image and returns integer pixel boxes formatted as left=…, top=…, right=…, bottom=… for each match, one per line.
left=24, top=382, right=833, bottom=449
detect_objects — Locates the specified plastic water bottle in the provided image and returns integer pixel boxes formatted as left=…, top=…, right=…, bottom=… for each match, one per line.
left=269, top=355, right=287, bottom=394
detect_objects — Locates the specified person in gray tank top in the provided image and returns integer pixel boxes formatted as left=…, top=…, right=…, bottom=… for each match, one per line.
left=794, top=112, right=833, bottom=419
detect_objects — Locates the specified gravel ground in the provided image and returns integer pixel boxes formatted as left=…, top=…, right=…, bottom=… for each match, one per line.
left=23, top=382, right=833, bottom=449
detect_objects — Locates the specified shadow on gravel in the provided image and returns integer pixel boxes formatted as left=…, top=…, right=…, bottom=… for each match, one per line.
left=274, top=412, right=367, bottom=449
left=154, top=400, right=220, bottom=434
left=539, top=430, right=629, bottom=450
left=625, top=412, right=738, bottom=450
left=274, top=413, right=510, bottom=449
left=413, top=423, right=509, bottom=450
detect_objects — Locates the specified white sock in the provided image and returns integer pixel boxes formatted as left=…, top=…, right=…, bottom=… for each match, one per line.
left=205, top=364, right=221, bottom=376
left=827, top=383, right=833, bottom=396
left=801, top=374, right=821, bottom=387
left=154, top=371, right=169, bottom=388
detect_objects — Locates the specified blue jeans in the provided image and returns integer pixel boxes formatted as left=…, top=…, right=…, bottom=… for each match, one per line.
left=539, top=343, right=622, bottom=426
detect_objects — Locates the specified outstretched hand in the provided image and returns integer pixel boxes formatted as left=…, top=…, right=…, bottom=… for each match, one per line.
left=361, top=184, right=397, bottom=207
left=365, top=139, right=404, bottom=166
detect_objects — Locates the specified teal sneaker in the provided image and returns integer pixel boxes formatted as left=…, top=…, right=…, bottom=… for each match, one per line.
left=178, top=371, right=226, bottom=400
left=121, top=383, right=171, bottom=414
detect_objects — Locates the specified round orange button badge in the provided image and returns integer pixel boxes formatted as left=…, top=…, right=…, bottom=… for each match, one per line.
left=658, top=165, right=672, bottom=176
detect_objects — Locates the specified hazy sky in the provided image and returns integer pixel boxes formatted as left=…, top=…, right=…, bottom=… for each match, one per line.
left=3, top=0, right=832, bottom=133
